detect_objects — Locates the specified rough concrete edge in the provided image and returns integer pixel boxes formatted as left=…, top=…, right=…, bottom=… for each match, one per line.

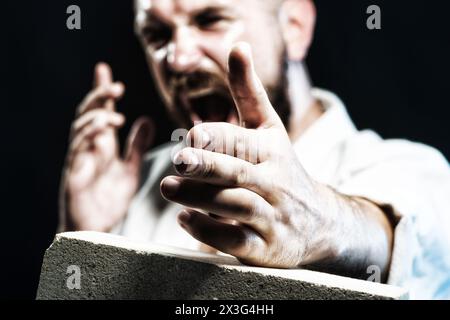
left=56, top=231, right=242, bottom=265
left=43, top=232, right=409, bottom=300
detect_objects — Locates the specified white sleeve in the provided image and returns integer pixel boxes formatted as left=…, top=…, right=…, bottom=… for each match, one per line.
left=336, top=132, right=450, bottom=299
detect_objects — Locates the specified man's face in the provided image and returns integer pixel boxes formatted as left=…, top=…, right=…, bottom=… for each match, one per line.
left=135, top=0, right=287, bottom=128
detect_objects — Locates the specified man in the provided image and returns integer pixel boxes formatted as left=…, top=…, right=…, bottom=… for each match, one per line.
left=60, top=0, right=450, bottom=299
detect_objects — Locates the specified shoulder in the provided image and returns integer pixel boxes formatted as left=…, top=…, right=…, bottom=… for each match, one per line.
left=341, top=130, right=449, bottom=173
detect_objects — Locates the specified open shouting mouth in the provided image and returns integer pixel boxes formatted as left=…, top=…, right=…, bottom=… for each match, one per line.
left=178, top=87, right=239, bottom=125
left=168, top=69, right=240, bottom=126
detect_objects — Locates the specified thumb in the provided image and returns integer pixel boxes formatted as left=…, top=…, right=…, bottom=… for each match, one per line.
left=227, top=42, right=283, bottom=129
left=124, top=117, right=155, bottom=172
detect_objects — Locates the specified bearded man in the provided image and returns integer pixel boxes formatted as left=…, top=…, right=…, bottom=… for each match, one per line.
left=59, top=0, right=450, bottom=299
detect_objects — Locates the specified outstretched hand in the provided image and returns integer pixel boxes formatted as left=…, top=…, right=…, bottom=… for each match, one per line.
left=161, top=43, right=338, bottom=268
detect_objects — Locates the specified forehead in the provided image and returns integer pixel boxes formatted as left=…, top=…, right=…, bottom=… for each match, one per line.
left=136, top=0, right=237, bottom=14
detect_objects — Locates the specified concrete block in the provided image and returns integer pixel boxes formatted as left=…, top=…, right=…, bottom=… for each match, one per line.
left=37, top=232, right=408, bottom=300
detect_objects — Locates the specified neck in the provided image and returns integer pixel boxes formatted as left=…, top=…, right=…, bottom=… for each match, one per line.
left=286, top=62, right=324, bottom=142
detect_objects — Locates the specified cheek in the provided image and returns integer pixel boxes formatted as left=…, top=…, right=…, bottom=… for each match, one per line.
left=255, top=49, right=281, bottom=87
left=144, top=46, right=164, bottom=79
left=201, top=22, right=246, bottom=70
left=237, top=18, right=284, bottom=85
left=249, top=34, right=284, bottom=88
left=146, top=48, right=172, bottom=101
left=148, top=46, right=167, bottom=74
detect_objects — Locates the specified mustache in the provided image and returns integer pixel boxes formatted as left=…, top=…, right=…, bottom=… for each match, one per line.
left=167, top=70, right=228, bottom=95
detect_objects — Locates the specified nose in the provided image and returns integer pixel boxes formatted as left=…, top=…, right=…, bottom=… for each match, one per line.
left=166, top=27, right=202, bottom=74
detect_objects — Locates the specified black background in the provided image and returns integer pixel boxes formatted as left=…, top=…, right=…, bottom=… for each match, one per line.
left=3, top=0, right=449, bottom=299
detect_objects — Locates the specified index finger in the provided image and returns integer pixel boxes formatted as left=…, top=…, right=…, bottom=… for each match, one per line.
left=94, top=62, right=113, bottom=88
left=172, top=147, right=273, bottom=201
left=94, top=62, right=115, bottom=111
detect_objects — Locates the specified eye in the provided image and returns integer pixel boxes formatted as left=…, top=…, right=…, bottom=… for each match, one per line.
left=141, top=25, right=172, bottom=49
left=195, top=13, right=226, bottom=29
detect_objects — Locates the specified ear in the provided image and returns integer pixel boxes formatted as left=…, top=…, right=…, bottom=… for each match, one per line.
left=279, top=0, right=316, bottom=61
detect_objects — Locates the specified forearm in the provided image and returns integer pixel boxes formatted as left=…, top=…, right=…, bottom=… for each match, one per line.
left=307, top=184, right=394, bottom=282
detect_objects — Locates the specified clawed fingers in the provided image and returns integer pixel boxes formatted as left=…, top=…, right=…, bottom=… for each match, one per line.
left=161, top=176, right=274, bottom=235
left=177, top=209, right=266, bottom=262
left=70, top=109, right=125, bottom=139
left=76, top=83, right=125, bottom=116
left=76, top=62, right=125, bottom=116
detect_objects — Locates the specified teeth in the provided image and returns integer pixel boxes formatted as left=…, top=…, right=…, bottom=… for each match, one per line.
left=186, top=88, right=215, bottom=99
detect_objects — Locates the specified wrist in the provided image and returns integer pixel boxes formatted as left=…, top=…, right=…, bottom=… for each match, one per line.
left=305, top=183, right=393, bottom=280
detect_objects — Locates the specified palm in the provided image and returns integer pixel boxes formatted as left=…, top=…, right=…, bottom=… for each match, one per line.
left=62, top=63, right=153, bottom=232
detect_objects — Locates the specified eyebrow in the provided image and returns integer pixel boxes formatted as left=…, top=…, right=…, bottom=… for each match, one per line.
left=140, top=5, right=235, bottom=27
left=141, top=11, right=171, bottom=28
left=191, top=5, right=234, bottom=18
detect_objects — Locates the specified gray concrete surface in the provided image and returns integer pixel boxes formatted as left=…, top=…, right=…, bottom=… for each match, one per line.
left=37, top=232, right=408, bottom=300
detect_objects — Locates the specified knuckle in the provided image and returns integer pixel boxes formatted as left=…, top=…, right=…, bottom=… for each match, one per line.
left=96, top=85, right=110, bottom=96
left=234, top=164, right=250, bottom=186
left=235, top=133, right=246, bottom=157
left=81, top=123, right=96, bottom=137
left=78, top=88, right=106, bottom=114
left=246, top=197, right=265, bottom=224
left=245, top=201, right=259, bottom=223
left=230, top=229, right=249, bottom=252
left=198, top=153, right=214, bottom=178
left=91, top=112, right=109, bottom=128
left=89, top=88, right=105, bottom=102
left=90, top=86, right=112, bottom=103
left=186, top=126, right=201, bottom=147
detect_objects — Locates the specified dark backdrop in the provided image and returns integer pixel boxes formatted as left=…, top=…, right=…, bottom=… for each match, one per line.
left=3, top=0, right=449, bottom=299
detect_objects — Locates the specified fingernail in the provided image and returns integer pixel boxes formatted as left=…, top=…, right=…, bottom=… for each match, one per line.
left=200, top=129, right=210, bottom=148
left=187, top=127, right=210, bottom=149
left=161, top=177, right=180, bottom=197
left=175, top=150, right=199, bottom=175
left=195, top=128, right=211, bottom=148
left=178, top=210, right=192, bottom=226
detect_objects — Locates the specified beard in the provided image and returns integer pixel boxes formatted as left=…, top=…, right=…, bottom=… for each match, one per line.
left=165, top=53, right=291, bottom=130
left=265, top=57, right=291, bottom=130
